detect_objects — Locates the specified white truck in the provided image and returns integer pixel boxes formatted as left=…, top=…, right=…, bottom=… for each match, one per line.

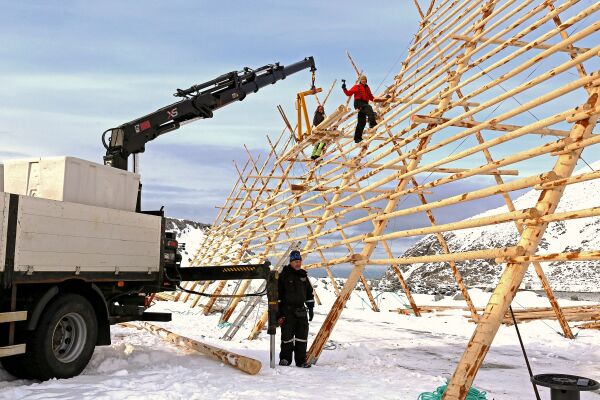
left=0, top=158, right=275, bottom=381
left=0, top=57, right=319, bottom=380
left=0, top=156, right=178, bottom=379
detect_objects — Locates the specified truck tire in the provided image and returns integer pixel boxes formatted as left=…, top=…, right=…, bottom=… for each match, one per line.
left=26, top=294, right=98, bottom=380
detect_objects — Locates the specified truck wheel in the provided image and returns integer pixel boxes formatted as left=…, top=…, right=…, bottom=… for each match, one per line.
left=26, top=294, right=98, bottom=380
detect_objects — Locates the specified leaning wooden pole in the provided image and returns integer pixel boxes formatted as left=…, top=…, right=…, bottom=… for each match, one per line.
left=443, top=89, right=599, bottom=399
left=123, top=322, right=262, bottom=375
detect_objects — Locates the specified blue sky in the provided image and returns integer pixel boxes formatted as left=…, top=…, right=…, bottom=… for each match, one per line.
left=1, top=0, right=597, bottom=232
left=2, top=1, right=599, bottom=280
left=0, top=1, right=420, bottom=222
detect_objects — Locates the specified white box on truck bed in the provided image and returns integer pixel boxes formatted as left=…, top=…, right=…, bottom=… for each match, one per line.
left=11, top=195, right=161, bottom=274
left=3, top=156, right=139, bottom=211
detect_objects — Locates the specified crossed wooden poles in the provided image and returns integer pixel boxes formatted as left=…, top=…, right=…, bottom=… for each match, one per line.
left=175, top=1, right=600, bottom=398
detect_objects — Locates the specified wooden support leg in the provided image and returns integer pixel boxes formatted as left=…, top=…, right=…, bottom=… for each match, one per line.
left=306, top=135, right=433, bottom=364
left=393, top=134, right=478, bottom=318
left=381, top=241, right=421, bottom=316
left=190, top=281, right=211, bottom=308
left=443, top=90, right=598, bottom=399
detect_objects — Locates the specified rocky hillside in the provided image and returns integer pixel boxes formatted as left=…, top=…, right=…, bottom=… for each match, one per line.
left=379, top=162, right=600, bottom=294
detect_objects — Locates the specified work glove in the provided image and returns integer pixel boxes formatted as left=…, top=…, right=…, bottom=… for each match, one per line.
left=308, top=308, right=314, bottom=321
left=277, top=316, right=286, bottom=327
left=341, top=83, right=347, bottom=90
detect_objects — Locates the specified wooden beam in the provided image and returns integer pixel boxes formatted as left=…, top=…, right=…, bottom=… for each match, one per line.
left=291, top=184, right=393, bottom=194
left=397, top=97, right=480, bottom=107
left=368, top=246, right=524, bottom=265
left=0, top=344, right=26, bottom=358
left=500, top=250, right=600, bottom=263
left=452, top=34, right=591, bottom=55
left=411, top=114, right=571, bottom=137
left=0, top=311, right=27, bottom=323
left=333, top=160, right=519, bottom=176
left=366, top=208, right=537, bottom=243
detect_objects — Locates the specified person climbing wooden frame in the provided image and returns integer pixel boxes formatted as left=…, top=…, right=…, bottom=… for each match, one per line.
left=342, top=75, right=388, bottom=143
left=311, top=105, right=326, bottom=160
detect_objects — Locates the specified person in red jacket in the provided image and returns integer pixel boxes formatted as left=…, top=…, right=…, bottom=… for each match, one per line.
left=342, top=75, right=387, bottom=143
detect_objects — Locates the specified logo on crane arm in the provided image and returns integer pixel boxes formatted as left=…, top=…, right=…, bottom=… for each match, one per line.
left=167, top=108, right=179, bottom=119
left=134, top=120, right=152, bottom=133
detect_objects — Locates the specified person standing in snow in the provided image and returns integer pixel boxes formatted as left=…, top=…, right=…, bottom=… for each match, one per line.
left=342, top=75, right=387, bottom=143
left=277, top=250, right=315, bottom=368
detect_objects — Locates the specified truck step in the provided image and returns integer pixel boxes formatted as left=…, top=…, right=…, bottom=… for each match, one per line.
left=0, top=344, right=26, bottom=358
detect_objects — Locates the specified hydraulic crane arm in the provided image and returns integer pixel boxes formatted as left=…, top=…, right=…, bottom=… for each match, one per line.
left=172, top=262, right=273, bottom=282
left=164, top=261, right=279, bottom=335
left=103, top=57, right=316, bottom=170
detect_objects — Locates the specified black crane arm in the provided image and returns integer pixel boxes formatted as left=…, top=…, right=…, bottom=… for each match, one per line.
left=103, top=57, right=316, bottom=170
left=164, top=261, right=279, bottom=335
left=172, top=262, right=273, bottom=282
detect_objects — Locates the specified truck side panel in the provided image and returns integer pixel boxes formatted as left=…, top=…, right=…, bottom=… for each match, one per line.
left=14, top=196, right=161, bottom=274
left=0, top=193, right=7, bottom=272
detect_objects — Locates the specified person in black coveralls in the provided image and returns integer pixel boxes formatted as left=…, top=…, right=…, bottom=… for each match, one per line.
left=277, top=250, right=315, bottom=368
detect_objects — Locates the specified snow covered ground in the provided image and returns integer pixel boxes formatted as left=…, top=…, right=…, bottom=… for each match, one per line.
left=1, top=284, right=598, bottom=399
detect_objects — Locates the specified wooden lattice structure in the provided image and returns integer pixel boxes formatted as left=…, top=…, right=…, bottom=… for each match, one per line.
left=176, top=1, right=599, bottom=398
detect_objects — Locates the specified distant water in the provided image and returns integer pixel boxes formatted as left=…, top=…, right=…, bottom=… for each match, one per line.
left=308, top=265, right=385, bottom=279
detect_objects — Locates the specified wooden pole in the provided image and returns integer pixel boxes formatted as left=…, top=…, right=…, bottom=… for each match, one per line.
left=123, top=323, right=261, bottom=375
left=444, top=88, right=599, bottom=399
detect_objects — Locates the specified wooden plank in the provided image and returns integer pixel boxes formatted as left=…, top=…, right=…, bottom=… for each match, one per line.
left=0, top=311, right=27, bottom=323
left=0, top=344, right=26, bottom=358
left=411, top=114, right=571, bottom=137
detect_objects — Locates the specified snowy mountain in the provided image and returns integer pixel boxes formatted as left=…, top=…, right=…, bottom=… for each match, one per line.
left=165, top=218, right=210, bottom=268
left=379, top=162, right=600, bottom=294
left=164, top=218, right=257, bottom=268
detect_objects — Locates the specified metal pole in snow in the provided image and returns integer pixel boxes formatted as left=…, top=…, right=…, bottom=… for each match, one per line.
left=270, top=334, right=276, bottom=368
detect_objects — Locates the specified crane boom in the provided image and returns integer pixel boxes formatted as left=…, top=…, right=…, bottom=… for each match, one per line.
left=103, top=57, right=316, bottom=170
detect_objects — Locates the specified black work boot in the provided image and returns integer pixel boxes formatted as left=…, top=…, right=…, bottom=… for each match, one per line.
left=297, top=362, right=312, bottom=368
left=279, top=359, right=290, bottom=366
